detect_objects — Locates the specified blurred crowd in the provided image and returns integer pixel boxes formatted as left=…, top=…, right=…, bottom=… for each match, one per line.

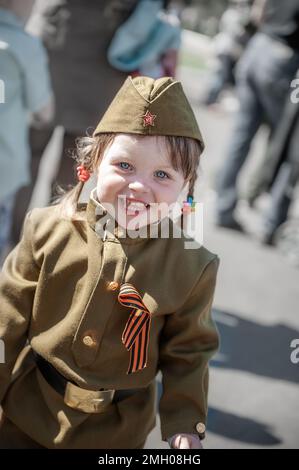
left=0, top=0, right=298, bottom=266
left=204, top=0, right=299, bottom=263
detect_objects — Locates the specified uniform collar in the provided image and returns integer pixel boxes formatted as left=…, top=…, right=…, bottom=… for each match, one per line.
left=85, top=188, right=167, bottom=245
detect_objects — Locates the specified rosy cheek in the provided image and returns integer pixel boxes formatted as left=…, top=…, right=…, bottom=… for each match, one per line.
left=98, top=173, right=127, bottom=199
left=155, top=186, right=177, bottom=204
left=108, top=174, right=127, bottom=189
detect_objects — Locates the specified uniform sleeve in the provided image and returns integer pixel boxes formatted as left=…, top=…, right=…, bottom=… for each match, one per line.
left=158, top=256, right=220, bottom=441
left=0, top=212, right=39, bottom=404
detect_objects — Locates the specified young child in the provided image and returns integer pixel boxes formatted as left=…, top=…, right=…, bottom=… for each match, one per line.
left=0, top=0, right=53, bottom=263
left=0, top=76, right=220, bottom=449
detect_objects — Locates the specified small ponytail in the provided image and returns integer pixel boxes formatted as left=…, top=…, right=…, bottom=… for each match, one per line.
left=54, top=133, right=115, bottom=220
left=56, top=181, right=85, bottom=219
left=180, top=171, right=197, bottom=230
left=187, top=171, right=197, bottom=202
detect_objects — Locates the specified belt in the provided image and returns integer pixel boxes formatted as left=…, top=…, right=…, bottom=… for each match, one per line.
left=34, top=351, right=143, bottom=414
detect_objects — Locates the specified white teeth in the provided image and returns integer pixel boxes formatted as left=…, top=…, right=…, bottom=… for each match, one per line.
left=126, top=201, right=148, bottom=209
left=125, top=200, right=149, bottom=214
left=128, top=203, right=145, bottom=209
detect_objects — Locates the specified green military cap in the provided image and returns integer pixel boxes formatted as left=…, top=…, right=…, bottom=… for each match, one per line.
left=93, top=76, right=204, bottom=149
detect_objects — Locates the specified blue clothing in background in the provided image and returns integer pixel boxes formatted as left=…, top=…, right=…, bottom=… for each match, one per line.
left=0, top=8, right=52, bottom=202
left=107, top=0, right=181, bottom=78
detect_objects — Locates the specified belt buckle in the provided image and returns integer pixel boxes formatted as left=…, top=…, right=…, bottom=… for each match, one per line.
left=64, top=382, right=115, bottom=413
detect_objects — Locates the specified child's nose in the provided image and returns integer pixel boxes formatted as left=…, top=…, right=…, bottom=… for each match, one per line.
left=128, top=179, right=151, bottom=193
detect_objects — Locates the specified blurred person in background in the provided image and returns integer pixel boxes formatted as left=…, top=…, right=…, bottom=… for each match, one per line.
left=9, top=0, right=139, bottom=248
left=107, top=0, right=182, bottom=79
left=215, top=0, right=299, bottom=230
left=202, top=0, right=255, bottom=106
left=256, top=70, right=299, bottom=245
left=0, top=0, right=53, bottom=264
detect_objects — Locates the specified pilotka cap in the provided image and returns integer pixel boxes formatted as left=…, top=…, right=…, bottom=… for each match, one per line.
left=93, top=75, right=205, bottom=149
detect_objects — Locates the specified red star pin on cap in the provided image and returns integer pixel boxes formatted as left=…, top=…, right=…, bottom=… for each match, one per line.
left=142, top=110, right=156, bottom=127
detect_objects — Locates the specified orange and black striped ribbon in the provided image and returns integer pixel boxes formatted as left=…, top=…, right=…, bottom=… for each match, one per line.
left=118, top=283, right=151, bottom=374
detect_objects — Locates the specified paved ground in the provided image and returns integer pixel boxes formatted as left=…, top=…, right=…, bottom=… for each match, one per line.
left=5, top=32, right=299, bottom=449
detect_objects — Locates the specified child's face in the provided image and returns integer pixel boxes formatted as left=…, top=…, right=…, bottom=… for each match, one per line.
left=96, top=134, right=186, bottom=229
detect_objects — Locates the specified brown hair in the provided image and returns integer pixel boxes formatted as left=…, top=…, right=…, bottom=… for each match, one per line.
left=55, top=132, right=203, bottom=220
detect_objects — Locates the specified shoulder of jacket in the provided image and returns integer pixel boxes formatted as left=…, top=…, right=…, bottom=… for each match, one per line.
left=27, top=204, right=65, bottom=226
left=165, top=232, right=220, bottom=284
left=26, top=205, right=83, bottom=246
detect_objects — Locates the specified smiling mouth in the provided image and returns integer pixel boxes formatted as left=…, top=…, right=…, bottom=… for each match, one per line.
left=119, top=197, right=150, bottom=215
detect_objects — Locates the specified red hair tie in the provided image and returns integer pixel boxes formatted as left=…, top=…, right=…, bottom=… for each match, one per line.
left=76, top=165, right=91, bottom=182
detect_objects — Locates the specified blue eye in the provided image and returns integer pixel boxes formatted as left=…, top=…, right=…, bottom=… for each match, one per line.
left=118, top=162, right=132, bottom=170
left=155, top=170, right=169, bottom=179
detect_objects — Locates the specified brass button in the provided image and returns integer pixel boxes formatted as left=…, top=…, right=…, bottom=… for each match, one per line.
left=107, top=281, right=119, bottom=291
left=82, top=335, right=96, bottom=347
left=196, top=422, right=206, bottom=435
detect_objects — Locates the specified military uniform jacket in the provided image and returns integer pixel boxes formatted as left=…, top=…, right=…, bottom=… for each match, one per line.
left=0, top=190, right=220, bottom=449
